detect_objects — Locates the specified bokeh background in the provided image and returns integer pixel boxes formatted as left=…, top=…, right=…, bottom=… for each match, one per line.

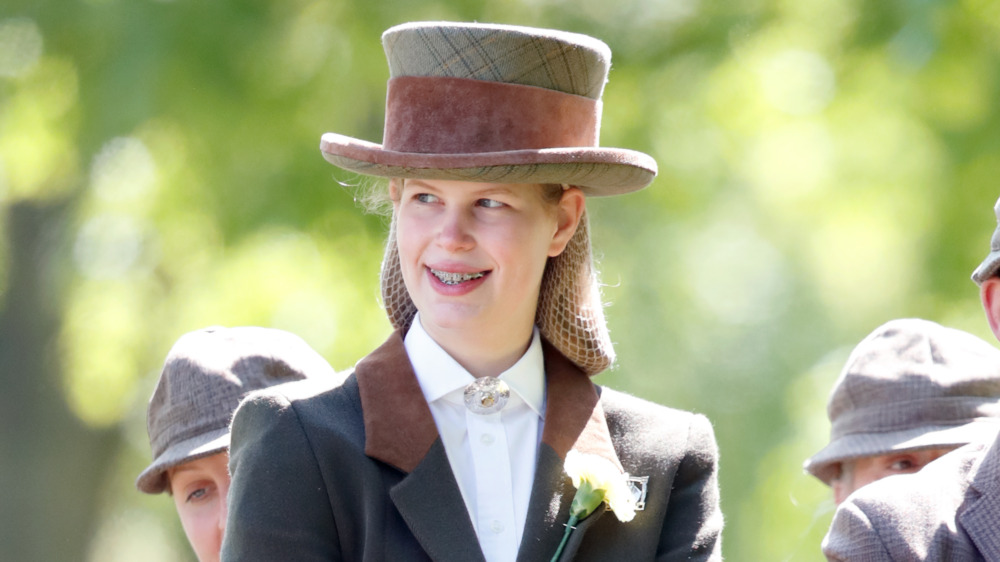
left=3, top=0, right=1000, bottom=560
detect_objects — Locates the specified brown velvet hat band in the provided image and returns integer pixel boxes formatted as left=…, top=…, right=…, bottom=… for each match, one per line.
left=384, top=76, right=601, bottom=154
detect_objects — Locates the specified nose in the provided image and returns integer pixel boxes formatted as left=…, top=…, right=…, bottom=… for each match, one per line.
left=437, top=207, right=475, bottom=252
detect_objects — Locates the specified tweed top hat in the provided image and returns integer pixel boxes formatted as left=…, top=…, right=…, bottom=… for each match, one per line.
left=136, top=326, right=338, bottom=494
left=323, top=22, right=655, bottom=375
left=804, top=318, right=1000, bottom=485
left=972, top=196, right=1000, bottom=284
left=320, top=21, right=657, bottom=195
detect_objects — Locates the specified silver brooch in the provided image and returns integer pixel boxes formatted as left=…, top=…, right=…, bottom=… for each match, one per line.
left=463, top=377, right=510, bottom=415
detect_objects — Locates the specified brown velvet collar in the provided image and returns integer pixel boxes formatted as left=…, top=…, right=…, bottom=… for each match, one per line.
left=356, top=330, right=621, bottom=473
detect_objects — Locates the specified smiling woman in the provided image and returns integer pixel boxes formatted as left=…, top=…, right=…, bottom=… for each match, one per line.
left=223, top=21, right=722, bottom=562
left=392, top=179, right=583, bottom=378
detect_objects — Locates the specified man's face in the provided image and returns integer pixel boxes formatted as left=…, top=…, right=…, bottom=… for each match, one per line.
left=832, top=447, right=956, bottom=504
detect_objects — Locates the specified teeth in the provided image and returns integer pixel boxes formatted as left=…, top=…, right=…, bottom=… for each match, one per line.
left=430, top=269, right=485, bottom=285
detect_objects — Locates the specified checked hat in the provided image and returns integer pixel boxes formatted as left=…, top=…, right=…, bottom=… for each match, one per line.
left=804, top=318, right=1000, bottom=485
left=136, top=326, right=338, bottom=494
left=319, top=21, right=657, bottom=195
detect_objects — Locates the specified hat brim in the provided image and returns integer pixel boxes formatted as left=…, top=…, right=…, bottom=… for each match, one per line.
left=973, top=250, right=1000, bottom=284
left=803, top=419, right=1000, bottom=485
left=320, top=133, right=657, bottom=196
left=135, top=427, right=230, bottom=494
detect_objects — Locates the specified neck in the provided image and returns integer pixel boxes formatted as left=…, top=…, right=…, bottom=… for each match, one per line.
left=419, top=317, right=535, bottom=378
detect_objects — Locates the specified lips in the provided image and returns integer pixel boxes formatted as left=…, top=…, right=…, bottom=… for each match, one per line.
left=429, top=268, right=487, bottom=285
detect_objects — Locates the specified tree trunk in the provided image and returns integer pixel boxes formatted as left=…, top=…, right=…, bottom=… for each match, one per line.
left=0, top=201, right=119, bottom=561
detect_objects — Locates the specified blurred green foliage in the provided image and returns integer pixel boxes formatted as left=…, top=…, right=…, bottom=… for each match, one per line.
left=3, top=0, right=1000, bottom=560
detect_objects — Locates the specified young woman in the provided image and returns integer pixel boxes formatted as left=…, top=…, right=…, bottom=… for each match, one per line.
left=136, top=326, right=339, bottom=562
left=222, top=21, right=723, bottom=562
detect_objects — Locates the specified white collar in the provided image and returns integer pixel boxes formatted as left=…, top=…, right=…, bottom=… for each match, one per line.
left=404, top=313, right=545, bottom=419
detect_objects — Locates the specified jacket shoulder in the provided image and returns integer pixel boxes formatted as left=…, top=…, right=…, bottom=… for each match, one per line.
left=238, top=366, right=356, bottom=411
left=598, top=386, right=708, bottom=422
left=233, top=368, right=363, bottom=448
left=598, top=386, right=717, bottom=462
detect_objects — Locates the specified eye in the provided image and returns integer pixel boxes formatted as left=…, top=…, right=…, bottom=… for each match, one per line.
left=888, top=457, right=916, bottom=471
left=477, top=198, right=505, bottom=209
left=415, top=193, right=439, bottom=204
left=185, top=484, right=215, bottom=504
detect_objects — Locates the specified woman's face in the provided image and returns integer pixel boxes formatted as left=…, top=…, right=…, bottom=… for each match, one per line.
left=393, top=179, right=581, bottom=347
left=167, top=452, right=230, bottom=562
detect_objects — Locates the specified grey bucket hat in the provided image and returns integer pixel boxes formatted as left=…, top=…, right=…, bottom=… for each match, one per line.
left=804, top=318, right=1000, bottom=485
left=136, top=326, right=338, bottom=494
left=972, top=196, right=1000, bottom=284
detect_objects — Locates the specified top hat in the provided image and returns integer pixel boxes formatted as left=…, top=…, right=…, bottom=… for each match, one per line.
left=135, top=326, right=339, bottom=494
left=804, top=318, right=1000, bottom=485
left=319, top=21, right=657, bottom=195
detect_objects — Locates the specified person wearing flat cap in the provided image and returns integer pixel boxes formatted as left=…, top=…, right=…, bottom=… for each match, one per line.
left=222, top=21, right=722, bottom=562
left=804, top=318, right=1000, bottom=507
left=136, top=326, right=340, bottom=562
left=822, top=199, right=1000, bottom=561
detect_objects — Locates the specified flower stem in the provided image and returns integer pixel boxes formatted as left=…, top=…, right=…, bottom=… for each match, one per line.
left=549, top=514, right=580, bottom=562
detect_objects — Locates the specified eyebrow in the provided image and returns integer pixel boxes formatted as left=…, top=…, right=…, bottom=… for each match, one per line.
left=404, top=180, right=517, bottom=198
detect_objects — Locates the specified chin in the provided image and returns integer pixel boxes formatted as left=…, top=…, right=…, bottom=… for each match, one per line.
left=421, top=303, right=486, bottom=331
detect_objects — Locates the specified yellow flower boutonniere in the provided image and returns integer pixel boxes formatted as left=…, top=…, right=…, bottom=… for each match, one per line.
left=550, top=450, right=637, bottom=562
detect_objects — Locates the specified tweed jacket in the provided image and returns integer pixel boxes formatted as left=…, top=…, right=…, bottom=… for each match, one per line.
left=822, top=432, right=1000, bottom=561
left=221, top=331, right=723, bottom=561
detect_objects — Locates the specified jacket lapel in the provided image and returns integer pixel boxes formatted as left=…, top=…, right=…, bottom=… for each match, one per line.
left=516, top=340, right=622, bottom=562
left=959, top=436, right=1000, bottom=562
left=356, top=330, right=437, bottom=473
left=390, top=440, right=488, bottom=562
left=356, top=331, right=485, bottom=562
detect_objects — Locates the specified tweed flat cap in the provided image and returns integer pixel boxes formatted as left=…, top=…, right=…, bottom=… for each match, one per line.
left=973, top=196, right=1000, bottom=284
left=804, top=318, right=1000, bottom=485
left=136, top=326, right=339, bottom=494
left=319, top=21, right=657, bottom=195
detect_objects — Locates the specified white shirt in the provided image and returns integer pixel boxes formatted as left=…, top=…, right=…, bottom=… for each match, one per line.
left=405, top=314, right=546, bottom=562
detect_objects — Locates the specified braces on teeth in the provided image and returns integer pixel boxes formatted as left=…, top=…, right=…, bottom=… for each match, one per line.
left=431, top=269, right=485, bottom=285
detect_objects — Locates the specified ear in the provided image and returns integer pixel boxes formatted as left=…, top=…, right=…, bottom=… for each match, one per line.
left=980, top=277, right=1000, bottom=341
left=548, top=187, right=585, bottom=257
